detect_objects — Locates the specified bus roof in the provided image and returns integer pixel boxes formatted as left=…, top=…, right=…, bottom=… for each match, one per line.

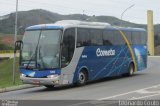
left=26, top=20, right=146, bottom=32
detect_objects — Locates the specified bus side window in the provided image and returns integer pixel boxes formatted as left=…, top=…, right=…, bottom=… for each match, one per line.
left=90, top=29, right=103, bottom=46
left=61, top=28, right=75, bottom=68
left=113, top=30, right=125, bottom=45
left=103, top=30, right=113, bottom=45
left=131, top=31, right=141, bottom=45
left=123, top=31, right=132, bottom=44
left=77, top=28, right=90, bottom=47
left=140, top=31, right=147, bottom=45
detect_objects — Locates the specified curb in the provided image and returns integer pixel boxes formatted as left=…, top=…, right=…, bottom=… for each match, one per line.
left=0, top=84, right=39, bottom=93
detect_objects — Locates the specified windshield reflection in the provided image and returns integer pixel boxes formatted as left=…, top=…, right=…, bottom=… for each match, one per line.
left=21, top=29, right=62, bottom=69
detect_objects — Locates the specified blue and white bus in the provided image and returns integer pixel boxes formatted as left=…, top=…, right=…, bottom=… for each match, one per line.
left=15, top=20, right=147, bottom=88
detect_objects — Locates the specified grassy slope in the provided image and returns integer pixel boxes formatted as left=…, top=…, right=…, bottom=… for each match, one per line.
left=0, top=58, right=21, bottom=88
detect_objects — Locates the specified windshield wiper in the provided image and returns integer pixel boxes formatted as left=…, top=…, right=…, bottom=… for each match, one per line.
left=38, top=46, right=47, bottom=69
left=26, top=30, right=42, bottom=69
left=25, top=53, right=35, bottom=69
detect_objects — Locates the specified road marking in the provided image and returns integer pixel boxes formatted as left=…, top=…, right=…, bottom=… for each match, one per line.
left=136, top=89, right=160, bottom=94
left=98, top=84, right=160, bottom=100
left=69, top=92, right=160, bottom=106
left=130, top=93, right=160, bottom=100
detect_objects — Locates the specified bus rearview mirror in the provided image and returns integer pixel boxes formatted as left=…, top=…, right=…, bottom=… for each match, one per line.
left=14, top=40, right=23, bottom=53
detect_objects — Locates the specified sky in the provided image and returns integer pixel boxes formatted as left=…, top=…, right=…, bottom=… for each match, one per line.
left=0, top=0, right=160, bottom=24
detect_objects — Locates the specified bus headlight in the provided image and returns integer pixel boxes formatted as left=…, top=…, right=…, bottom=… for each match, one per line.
left=47, top=75, right=59, bottom=79
left=20, top=74, right=26, bottom=77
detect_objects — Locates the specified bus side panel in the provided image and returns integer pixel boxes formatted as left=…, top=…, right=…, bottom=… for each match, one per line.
left=60, top=47, right=84, bottom=85
left=132, top=45, right=148, bottom=71
left=73, top=45, right=132, bottom=83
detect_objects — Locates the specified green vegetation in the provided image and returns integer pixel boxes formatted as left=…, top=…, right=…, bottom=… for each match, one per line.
left=0, top=58, right=22, bottom=88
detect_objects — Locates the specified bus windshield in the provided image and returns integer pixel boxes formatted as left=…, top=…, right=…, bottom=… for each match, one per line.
left=21, top=29, right=62, bottom=69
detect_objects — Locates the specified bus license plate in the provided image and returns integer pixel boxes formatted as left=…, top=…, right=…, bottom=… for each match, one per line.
left=32, top=80, right=40, bottom=84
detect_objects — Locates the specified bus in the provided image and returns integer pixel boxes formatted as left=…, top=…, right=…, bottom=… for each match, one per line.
left=15, top=20, right=147, bottom=88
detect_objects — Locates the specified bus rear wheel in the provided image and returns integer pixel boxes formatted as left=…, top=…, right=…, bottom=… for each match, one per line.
left=77, top=70, right=88, bottom=86
left=127, top=63, right=134, bottom=76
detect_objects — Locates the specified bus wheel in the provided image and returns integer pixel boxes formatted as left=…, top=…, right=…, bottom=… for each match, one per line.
left=77, top=70, right=87, bottom=86
left=128, top=63, right=134, bottom=76
left=44, top=85, right=55, bottom=89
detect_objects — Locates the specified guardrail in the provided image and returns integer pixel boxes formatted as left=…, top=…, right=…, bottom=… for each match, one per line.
left=0, top=50, right=14, bottom=54
left=0, top=50, right=19, bottom=58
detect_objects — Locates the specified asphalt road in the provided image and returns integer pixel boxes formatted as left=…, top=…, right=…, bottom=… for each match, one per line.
left=0, top=57, right=160, bottom=105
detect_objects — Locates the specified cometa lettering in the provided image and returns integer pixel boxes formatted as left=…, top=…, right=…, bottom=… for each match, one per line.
left=96, top=48, right=115, bottom=57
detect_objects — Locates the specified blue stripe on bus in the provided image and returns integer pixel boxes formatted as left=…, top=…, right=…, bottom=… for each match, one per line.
left=93, top=45, right=129, bottom=78
left=72, top=45, right=147, bottom=83
left=20, top=68, right=61, bottom=78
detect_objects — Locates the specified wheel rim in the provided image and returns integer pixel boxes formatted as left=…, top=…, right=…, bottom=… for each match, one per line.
left=79, top=72, right=86, bottom=84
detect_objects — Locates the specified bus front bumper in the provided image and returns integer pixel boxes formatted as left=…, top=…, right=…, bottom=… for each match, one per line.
left=20, top=75, right=60, bottom=85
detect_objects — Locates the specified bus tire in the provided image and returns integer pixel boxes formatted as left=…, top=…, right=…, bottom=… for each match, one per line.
left=77, top=70, right=88, bottom=86
left=44, top=85, right=55, bottom=89
left=127, top=63, right=134, bottom=76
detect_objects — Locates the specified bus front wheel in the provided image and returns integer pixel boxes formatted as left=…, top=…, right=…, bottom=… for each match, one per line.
left=77, top=70, right=88, bottom=86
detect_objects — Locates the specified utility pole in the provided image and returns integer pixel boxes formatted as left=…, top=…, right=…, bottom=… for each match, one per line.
left=13, top=0, right=18, bottom=84
left=120, top=4, right=135, bottom=27
left=147, top=10, right=155, bottom=56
